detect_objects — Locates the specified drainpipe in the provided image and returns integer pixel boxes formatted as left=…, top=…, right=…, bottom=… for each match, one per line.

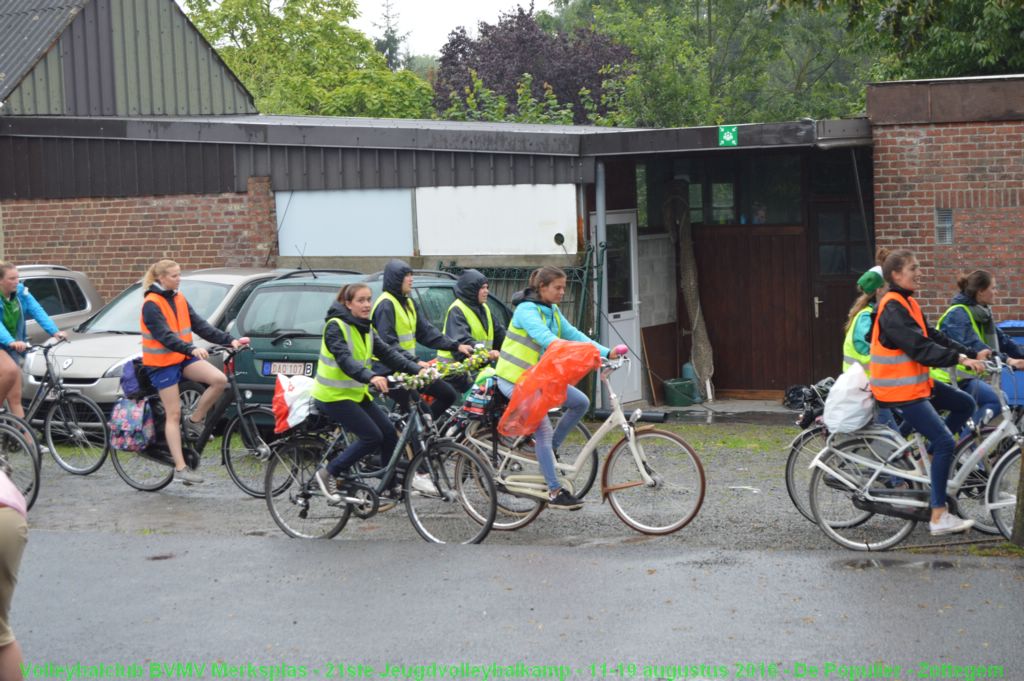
left=595, top=161, right=607, bottom=409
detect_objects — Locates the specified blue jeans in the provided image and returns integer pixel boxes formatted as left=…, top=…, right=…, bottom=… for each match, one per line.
left=957, top=378, right=1001, bottom=431
left=896, top=381, right=976, bottom=508
left=496, top=377, right=590, bottom=492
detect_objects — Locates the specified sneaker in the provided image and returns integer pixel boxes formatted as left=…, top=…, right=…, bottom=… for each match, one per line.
left=183, top=416, right=204, bottom=441
left=38, top=445, right=51, bottom=457
left=929, top=512, right=975, bottom=536
left=174, top=467, right=204, bottom=485
left=411, top=473, right=440, bottom=496
left=314, top=468, right=342, bottom=503
left=547, top=488, right=583, bottom=511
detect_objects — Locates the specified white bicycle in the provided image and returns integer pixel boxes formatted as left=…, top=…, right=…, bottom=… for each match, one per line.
left=458, top=351, right=706, bottom=535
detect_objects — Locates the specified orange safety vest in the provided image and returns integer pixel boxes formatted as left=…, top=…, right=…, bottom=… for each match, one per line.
left=869, top=292, right=933, bottom=403
left=140, top=291, right=194, bottom=367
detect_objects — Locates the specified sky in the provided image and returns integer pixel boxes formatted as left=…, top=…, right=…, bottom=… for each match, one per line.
left=353, top=0, right=554, bottom=56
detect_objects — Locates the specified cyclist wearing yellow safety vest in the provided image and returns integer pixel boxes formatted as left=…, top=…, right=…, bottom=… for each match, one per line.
left=869, top=250, right=986, bottom=536
left=371, top=260, right=472, bottom=421
left=932, top=269, right=1024, bottom=431
left=842, top=250, right=899, bottom=431
left=312, top=283, right=424, bottom=503
left=139, top=260, right=248, bottom=486
left=436, top=269, right=507, bottom=392
left=494, top=266, right=622, bottom=511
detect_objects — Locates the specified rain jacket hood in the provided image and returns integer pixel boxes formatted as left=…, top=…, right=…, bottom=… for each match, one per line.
left=382, top=259, right=413, bottom=301
left=455, top=269, right=489, bottom=318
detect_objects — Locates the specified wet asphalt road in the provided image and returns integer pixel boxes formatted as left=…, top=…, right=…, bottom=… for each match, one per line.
left=13, top=420, right=1024, bottom=677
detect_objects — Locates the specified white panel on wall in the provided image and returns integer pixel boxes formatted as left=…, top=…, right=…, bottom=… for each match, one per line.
left=415, top=185, right=578, bottom=255
left=275, top=190, right=414, bottom=257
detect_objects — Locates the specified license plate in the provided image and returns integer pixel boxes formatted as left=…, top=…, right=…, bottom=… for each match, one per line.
left=264, top=361, right=313, bottom=377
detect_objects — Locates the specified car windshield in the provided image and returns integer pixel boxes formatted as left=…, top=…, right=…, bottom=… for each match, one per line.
left=236, top=286, right=336, bottom=336
left=81, top=280, right=230, bottom=333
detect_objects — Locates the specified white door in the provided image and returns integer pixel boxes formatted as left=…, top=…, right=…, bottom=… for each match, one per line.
left=595, top=210, right=642, bottom=403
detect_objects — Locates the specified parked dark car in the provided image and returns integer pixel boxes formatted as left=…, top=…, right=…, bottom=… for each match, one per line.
left=231, top=270, right=512, bottom=404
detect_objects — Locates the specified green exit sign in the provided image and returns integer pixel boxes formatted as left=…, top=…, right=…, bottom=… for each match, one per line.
left=718, top=125, right=738, bottom=147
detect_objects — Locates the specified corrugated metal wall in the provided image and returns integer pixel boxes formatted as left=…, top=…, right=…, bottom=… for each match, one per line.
left=0, top=137, right=587, bottom=199
left=108, top=0, right=254, bottom=115
left=2, top=0, right=255, bottom=116
left=235, top=146, right=588, bottom=193
left=2, top=47, right=65, bottom=115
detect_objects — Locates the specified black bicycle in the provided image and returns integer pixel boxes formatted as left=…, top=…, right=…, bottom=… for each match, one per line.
left=8, top=339, right=110, bottom=475
left=110, top=346, right=277, bottom=494
left=0, top=416, right=40, bottom=510
left=265, top=370, right=498, bottom=544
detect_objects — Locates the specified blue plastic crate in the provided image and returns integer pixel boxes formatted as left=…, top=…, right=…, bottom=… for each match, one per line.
left=998, top=321, right=1024, bottom=406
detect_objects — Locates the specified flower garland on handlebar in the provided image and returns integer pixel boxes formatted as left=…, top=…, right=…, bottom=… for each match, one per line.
left=389, top=346, right=492, bottom=390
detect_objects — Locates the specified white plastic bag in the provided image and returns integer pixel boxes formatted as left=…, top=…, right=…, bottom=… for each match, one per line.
left=272, top=374, right=315, bottom=433
left=822, top=362, right=874, bottom=433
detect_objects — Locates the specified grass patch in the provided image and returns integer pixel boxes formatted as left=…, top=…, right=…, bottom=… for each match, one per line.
left=574, top=420, right=797, bottom=454
left=968, top=542, right=1024, bottom=558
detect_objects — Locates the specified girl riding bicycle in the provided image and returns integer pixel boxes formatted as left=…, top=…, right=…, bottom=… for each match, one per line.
left=869, top=250, right=987, bottom=536
left=933, top=269, right=1024, bottom=429
left=371, top=260, right=472, bottom=421
left=0, top=262, right=67, bottom=419
left=313, top=283, right=424, bottom=503
left=435, top=269, right=507, bottom=393
left=140, top=260, right=247, bottom=485
left=494, top=266, right=621, bottom=510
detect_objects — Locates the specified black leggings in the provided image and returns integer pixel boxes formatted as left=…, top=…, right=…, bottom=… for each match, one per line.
left=316, top=398, right=398, bottom=477
left=389, top=379, right=458, bottom=420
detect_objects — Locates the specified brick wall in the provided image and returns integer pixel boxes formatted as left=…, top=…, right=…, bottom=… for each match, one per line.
left=0, top=177, right=277, bottom=299
left=873, top=122, right=1024, bottom=322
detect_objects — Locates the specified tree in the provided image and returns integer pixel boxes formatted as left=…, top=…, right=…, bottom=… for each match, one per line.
left=442, top=70, right=575, bottom=124
left=772, top=0, right=1024, bottom=79
left=373, top=0, right=408, bottom=72
left=183, top=0, right=432, bottom=117
left=562, top=0, right=876, bottom=127
left=434, top=6, right=632, bottom=123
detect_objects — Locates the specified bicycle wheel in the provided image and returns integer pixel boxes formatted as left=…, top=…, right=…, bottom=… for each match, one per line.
left=405, top=441, right=495, bottom=544
left=986, top=445, right=1020, bottom=540
left=44, top=394, right=109, bottom=475
left=0, top=423, right=40, bottom=510
left=455, top=421, right=544, bottom=531
left=222, top=406, right=278, bottom=498
left=110, top=447, right=175, bottom=491
left=549, top=413, right=599, bottom=499
left=808, top=447, right=917, bottom=551
left=264, top=437, right=350, bottom=539
left=949, top=427, right=1014, bottom=535
left=603, top=429, right=706, bottom=535
left=784, top=423, right=829, bottom=522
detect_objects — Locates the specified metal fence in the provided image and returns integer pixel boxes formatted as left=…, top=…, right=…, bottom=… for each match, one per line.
left=438, top=247, right=595, bottom=332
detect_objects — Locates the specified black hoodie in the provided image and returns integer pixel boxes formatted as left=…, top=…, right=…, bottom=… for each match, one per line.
left=141, top=284, right=233, bottom=356
left=444, top=269, right=506, bottom=349
left=371, top=259, right=461, bottom=358
left=323, top=301, right=420, bottom=381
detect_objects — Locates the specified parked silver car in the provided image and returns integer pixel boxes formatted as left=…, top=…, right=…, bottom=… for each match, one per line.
left=18, top=264, right=104, bottom=343
left=21, top=268, right=288, bottom=411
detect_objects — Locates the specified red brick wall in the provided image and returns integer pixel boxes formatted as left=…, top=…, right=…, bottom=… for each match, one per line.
left=0, top=177, right=277, bottom=299
left=873, top=122, right=1024, bottom=322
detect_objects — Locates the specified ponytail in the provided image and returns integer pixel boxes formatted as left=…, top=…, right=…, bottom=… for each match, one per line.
left=143, top=259, right=179, bottom=288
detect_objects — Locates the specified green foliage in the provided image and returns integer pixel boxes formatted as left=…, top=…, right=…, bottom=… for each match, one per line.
left=442, top=70, right=577, bottom=124
left=585, top=0, right=876, bottom=127
left=773, top=0, right=1024, bottom=79
left=183, top=0, right=432, bottom=117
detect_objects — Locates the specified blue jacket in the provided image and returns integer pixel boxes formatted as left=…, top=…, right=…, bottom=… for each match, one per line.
left=941, top=292, right=1024, bottom=360
left=510, top=298, right=610, bottom=358
left=1, top=283, right=59, bottom=350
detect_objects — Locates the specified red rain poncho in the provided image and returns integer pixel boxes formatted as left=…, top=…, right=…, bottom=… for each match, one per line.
left=498, top=340, right=600, bottom=437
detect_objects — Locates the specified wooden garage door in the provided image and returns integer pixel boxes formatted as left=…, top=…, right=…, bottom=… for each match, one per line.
left=692, top=224, right=812, bottom=391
